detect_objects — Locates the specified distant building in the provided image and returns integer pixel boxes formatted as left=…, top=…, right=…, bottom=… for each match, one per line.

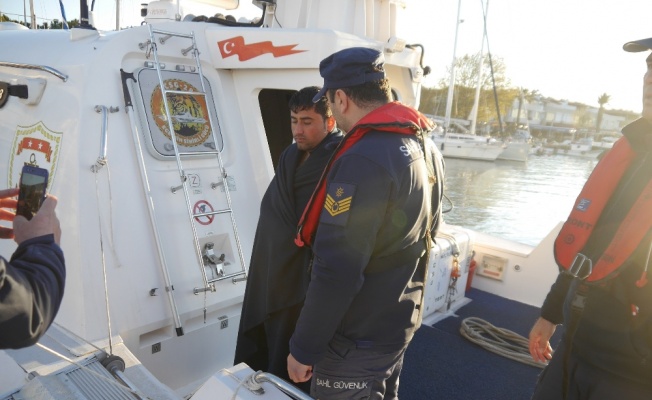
left=505, top=96, right=637, bottom=139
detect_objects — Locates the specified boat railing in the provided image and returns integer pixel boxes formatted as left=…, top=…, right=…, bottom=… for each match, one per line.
left=0, top=61, right=68, bottom=82
left=251, top=372, right=314, bottom=400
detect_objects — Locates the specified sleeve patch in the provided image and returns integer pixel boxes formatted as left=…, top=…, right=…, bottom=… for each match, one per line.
left=320, top=182, right=356, bottom=226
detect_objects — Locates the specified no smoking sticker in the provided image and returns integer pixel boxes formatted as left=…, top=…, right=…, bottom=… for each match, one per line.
left=193, top=200, right=215, bottom=225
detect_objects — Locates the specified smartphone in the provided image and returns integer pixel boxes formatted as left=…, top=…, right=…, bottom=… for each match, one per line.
left=16, top=164, right=49, bottom=220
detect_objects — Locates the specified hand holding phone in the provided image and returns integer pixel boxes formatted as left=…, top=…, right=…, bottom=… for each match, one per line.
left=0, top=187, right=19, bottom=239
left=16, top=165, right=49, bottom=221
left=13, top=194, right=61, bottom=245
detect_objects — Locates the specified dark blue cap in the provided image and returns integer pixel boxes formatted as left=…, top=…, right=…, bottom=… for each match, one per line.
left=623, top=37, right=652, bottom=52
left=312, top=47, right=386, bottom=103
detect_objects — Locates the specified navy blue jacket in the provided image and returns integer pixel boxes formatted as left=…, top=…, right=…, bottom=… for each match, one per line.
left=290, top=127, right=443, bottom=365
left=0, top=234, right=65, bottom=349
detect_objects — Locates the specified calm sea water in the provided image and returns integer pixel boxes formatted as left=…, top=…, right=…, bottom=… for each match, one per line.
left=441, top=155, right=599, bottom=246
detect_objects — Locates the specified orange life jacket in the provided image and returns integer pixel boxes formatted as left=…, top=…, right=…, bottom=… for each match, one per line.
left=554, top=137, right=652, bottom=283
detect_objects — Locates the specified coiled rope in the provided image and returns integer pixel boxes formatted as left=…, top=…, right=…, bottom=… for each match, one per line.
left=459, top=317, right=546, bottom=369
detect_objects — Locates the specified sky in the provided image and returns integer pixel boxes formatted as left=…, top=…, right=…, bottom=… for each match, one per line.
left=2, top=0, right=652, bottom=113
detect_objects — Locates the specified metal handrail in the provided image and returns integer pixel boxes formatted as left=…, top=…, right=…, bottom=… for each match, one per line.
left=253, top=372, right=314, bottom=400
left=91, top=105, right=119, bottom=172
left=0, top=61, right=68, bottom=82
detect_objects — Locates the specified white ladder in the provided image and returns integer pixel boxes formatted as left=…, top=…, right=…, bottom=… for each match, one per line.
left=144, top=25, right=247, bottom=296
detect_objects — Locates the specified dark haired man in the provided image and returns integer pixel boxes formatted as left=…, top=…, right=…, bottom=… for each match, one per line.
left=234, top=86, right=342, bottom=389
left=528, top=38, right=652, bottom=399
left=287, top=47, right=445, bottom=399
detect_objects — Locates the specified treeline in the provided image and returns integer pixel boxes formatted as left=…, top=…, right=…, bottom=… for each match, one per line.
left=416, top=53, right=632, bottom=136
left=0, top=13, right=79, bottom=29
left=417, top=53, right=520, bottom=134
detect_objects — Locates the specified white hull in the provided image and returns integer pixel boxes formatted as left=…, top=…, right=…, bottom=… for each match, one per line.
left=539, top=146, right=601, bottom=159
left=592, top=141, right=614, bottom=150
left=497, top=141, right=530, bottom=162
left=540, top=138, right=600, bottom=159
left=432, top=135, right=505, bottom=161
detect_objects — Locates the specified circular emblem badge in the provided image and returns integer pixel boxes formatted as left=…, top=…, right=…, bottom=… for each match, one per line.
left=563, top=234, right=575, bottom=245
left=150, top=79, right=211, bottom=147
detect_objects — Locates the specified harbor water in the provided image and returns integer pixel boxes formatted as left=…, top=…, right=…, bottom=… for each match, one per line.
left=441, top=154, right=599, bottom=247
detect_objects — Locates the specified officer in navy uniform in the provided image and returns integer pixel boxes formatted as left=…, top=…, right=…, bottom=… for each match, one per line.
left=528, top=37, right=652, bottom=400
left=287, top=47, right=445, bottom=399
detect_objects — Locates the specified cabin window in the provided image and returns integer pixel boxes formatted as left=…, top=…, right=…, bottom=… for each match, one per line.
left=135, top=69, right=223, bottom=159
left=258, top=89, right=295, bottom=169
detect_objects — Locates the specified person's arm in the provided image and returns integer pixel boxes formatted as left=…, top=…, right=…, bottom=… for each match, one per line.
left=0, top=235, right=65, bottom=348
left=539, top=272, right=572, bottom=325
left=0, top=195, right=65, bottom=349
left=528, top=272, right=571, bottom=362
left=529, top=317, right=557, bottom=363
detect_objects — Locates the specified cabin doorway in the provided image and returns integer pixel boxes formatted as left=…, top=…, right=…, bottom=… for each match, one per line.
left=258, top=89, right=296, bottom=169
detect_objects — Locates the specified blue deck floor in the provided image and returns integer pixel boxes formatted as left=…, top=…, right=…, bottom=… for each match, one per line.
left=399, top=289, right=562, bottom=400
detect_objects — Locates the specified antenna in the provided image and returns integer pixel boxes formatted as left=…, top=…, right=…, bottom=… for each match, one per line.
left=79, top=0, right=94, bottom=29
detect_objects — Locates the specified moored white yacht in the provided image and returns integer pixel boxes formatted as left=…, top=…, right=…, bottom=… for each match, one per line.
left=498, top=140, right=530, bottom=161
left=431, top=131, right=505, bottom=161
left=497, top=128, right=531, bottom=162
left=592, top=135, right=618, bottom=150
left=542, top=137, right=601, bottom=159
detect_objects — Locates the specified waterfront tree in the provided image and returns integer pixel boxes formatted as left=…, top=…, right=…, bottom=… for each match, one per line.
left=596, top=93, right=610, bottom=133
left=420, top=53, right=520, bottom=135
left=515, top=88, right=539, bottom=126
left=574, top=104, right=594, bottom=131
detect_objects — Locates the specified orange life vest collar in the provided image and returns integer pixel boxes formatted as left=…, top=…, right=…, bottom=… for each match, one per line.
left=554, top=137, right=652, bottom=283
left=295, top=102, right=432, bottom=247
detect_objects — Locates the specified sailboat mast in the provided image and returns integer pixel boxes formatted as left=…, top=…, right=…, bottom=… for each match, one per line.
left=29, top=0, right=36, bottom=28
left=116, top=0, right=120, bottom=30
left=470, top=0, right=489, bottom=135
left=444, top=0, right=462, bottom=131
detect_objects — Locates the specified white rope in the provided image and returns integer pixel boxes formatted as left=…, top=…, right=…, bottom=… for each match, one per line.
left=459, top=317, right=546, bottom=369
left=95, top=166, right=114, bottom=355
left=221, top=369, right=264, bottom=400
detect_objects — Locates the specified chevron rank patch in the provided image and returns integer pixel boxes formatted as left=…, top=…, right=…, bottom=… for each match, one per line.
left=321, top=182, right=355, bottom=226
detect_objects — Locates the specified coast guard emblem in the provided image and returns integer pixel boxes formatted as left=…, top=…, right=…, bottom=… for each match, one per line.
left=150, top=79, right=211, bottom=147
left=321, top=182, right=355, bottom=226
left=8, top=122, right=62, bottom=190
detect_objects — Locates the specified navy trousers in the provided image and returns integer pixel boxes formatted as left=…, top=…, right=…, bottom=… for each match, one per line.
left=310, top=334, right=408, bottom=400
left=531, top=341, right=652, bottom=400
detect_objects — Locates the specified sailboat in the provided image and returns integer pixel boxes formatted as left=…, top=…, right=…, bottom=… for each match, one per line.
left=433, top=0, right=505, bottom=162
left=430, top=123, right=505, bottom=161
left=497, top=127, right=532, bottom=161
